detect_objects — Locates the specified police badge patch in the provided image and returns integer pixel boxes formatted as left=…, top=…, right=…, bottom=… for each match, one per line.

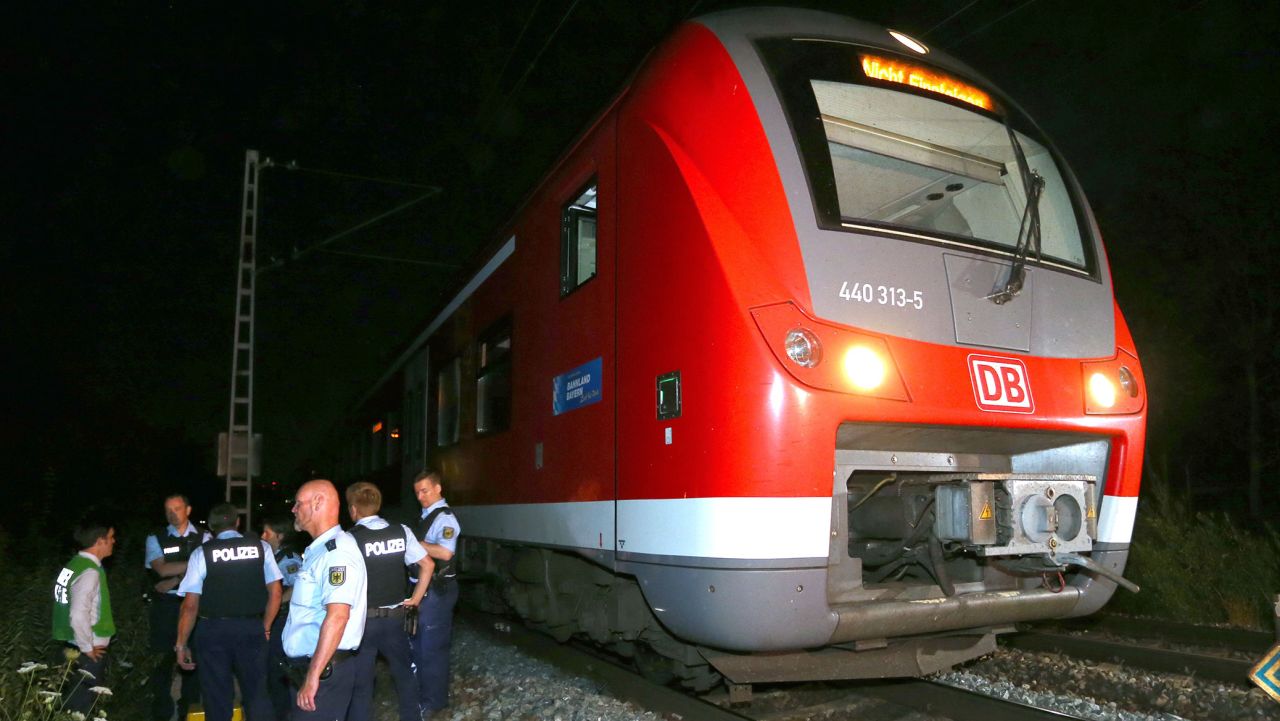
left=328, top=566, right=346, bottom=586
left=443, top=527, right=454, bottom=540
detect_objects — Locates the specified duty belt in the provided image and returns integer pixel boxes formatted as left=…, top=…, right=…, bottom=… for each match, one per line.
left=281, top=649, right=356, bottom=684
left=367, top=606, right=406, bottom=619
left=286, top=649, right=356, bottom=664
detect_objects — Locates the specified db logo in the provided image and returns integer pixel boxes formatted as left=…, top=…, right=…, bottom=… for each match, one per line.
left=968, top=354, right=1034, bottom=413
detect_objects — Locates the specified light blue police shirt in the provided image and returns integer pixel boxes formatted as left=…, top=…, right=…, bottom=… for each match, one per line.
left=281, top=524, right=368, bottom=658
left=420, top=499, right=461, bottom=554
left=276, top=551, right=302, bottom=588
left=144, top=523, right=211, bottom=596
left=176, top=531, right=283, bottom=596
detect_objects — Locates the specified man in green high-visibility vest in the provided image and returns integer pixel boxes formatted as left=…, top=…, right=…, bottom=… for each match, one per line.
left=52, top=518, right=117, bottom=712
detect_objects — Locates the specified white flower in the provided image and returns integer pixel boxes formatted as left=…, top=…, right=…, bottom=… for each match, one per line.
left=17, top=662, right=48, bottom=674
left=78, top=668, right=96, bottom=679
left=89, top=686, right=113, bottom=696
left=70, top=712, right=87, bottom=721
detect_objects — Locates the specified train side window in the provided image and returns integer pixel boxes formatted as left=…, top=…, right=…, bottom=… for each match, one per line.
left=476, top=317, right=512, bottom=435
left=560, top=181, right=597, bottom=296
left=436, top=356, right=461, bottom=447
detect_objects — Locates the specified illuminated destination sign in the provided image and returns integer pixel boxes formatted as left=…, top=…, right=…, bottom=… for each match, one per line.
left=859, top=54, right=993, bottom=111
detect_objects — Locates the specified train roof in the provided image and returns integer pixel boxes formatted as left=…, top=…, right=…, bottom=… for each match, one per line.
left=351, top=6, right=1022, bottom=412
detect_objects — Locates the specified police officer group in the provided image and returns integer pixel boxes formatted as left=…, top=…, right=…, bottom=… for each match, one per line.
left=55, top=469, right=459, bottom=721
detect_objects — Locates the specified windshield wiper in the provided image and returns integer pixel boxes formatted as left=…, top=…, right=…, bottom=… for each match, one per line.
left=989, top=125, right=1044, bottom=305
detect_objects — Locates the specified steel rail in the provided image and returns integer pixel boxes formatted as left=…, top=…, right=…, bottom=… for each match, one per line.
left=1006, top=631, right=1257, bottom=685
left=857, top=679, right=1087, bottom=721
left=1053, top=615, right=1274, bottom=654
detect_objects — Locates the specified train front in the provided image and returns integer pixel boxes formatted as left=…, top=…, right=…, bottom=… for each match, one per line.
left=616, top=9, right=1146, bottom=682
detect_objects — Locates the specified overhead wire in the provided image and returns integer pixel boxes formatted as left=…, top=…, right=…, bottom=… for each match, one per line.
left=269, top=160, right=440, bottom=191
left=258, top=188, right=441, bottom=275
left=496, top=0, right=584, bottom=124
left=494, top=0, right=545, bottom=91
left=942, top=0, right=1041, bottom=49
left=920, top=0, right=982, bottom=39
left=1029, top=0, right=1209, bottom=86
left=316, top=249, right=460, bottom=269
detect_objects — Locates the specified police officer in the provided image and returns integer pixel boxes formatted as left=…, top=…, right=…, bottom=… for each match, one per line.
left=261, top=515, right=302, bottom=721
left=174, top=503, right=282, bottom=721
left=346, top=482, right=433, bottom=721
left=144, top=493, right=209, bottom=721
left=282, top=479, right=368, bottom=719
left=52, top=518, right=116, bottom=713
left=411, top=469, right=461, bottom=718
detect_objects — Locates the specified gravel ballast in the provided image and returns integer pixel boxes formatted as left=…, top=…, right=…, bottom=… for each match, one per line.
left=366, top=619, right=1280, bottom=721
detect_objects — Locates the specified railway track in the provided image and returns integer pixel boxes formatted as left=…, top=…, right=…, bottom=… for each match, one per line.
left=461, top=607, right=1280, bottom=720
left=466, top=610, right=1098, bottom=721
left=724, top=679, right=1090, bottom=721
left=1013, top=614, right=1274, bottom=685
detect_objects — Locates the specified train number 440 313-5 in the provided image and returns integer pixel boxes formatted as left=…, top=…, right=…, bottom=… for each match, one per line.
left=839, top=281, right=924, bottom=310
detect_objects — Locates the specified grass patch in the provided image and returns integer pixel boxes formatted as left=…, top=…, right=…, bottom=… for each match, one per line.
left=0, top=527, right=153, bottom=720
left=1108, top=476, right=1280, bottom=628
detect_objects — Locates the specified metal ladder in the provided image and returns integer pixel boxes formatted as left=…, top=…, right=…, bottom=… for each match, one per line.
left=225, top=150, right=260, bottom=526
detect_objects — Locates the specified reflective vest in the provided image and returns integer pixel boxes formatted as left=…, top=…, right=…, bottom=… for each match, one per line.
left=52, top=555, right=114, bottom=643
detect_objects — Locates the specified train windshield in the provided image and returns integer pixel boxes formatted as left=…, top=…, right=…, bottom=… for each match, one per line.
left=760, top=39, right=1092, bottom=273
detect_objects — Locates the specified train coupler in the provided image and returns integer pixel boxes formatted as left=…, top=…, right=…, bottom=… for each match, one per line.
left=934, top=474, right=1097, bottom=557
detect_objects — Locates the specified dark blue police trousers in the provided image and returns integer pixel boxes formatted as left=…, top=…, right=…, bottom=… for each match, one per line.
left=411, top=582, right=458, bottom=712
left=265, top=613, right=290, bottom=721
left=149, top=594, right=201, bottom=721
left=349, top=613, right=418, bottom=721
left=287, top=651, right=356, bottom=721
left=195, top=617, right=273, bottom=721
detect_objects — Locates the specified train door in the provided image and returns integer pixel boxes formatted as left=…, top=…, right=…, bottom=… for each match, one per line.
left=523, top=119, right=617, bottom=555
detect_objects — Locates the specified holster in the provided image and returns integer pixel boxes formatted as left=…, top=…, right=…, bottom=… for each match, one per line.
left=403, top=606, right=419, bottom=636
left=279, top=657, right=333, bottom=687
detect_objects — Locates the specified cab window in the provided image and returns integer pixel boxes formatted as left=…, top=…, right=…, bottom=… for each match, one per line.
left=560, top=182, right=597, bottom=295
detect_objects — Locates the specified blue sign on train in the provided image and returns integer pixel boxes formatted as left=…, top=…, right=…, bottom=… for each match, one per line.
left=553, top=357, right=603, bottom=416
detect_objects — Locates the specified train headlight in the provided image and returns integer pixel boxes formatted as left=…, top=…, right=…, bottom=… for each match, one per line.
left=1082, top=351, right=1144, bottom=414
left=784, top=328, right=822, bottom=368
left=888, top=30, right=929, bottom=55
left=1118, top=366, right=1138, bottom=398
left=1087, top=372, right=1116, bottom=409
left=843, top=345, right=886, bottom=391
left=753, top=302, right=910, bottom=401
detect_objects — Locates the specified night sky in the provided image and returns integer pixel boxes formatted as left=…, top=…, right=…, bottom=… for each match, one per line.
left=6, top=1, right=1278, bottom=530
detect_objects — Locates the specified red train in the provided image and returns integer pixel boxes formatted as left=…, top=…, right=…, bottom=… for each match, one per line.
left=340, top=7, right=1146, bottom=688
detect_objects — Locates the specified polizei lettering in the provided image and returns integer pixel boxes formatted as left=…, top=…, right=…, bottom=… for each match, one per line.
left=364, top=537, right=406, bottom=556
left=211, top=545, right=261, bottom=562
